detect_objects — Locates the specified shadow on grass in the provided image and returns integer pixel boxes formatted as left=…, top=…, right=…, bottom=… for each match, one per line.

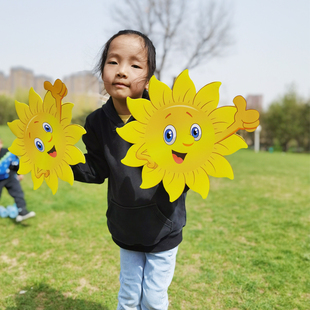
left=6, top=283, right=109, bottom=310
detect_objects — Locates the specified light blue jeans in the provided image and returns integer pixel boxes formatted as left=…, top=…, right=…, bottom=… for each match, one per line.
left=117, top=246, right=178, bottom=310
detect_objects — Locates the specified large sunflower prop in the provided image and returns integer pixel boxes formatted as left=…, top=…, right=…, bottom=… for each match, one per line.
left=8, top=79, right=86, bottom=194
left=117, top=70, right=260, bottom=202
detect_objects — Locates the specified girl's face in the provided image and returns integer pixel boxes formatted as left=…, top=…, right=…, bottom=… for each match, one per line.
left=102, top=35, right=149, bottom=109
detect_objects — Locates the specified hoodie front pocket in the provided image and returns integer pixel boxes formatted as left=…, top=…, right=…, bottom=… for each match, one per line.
left=107, top=200, right=173, bottom=246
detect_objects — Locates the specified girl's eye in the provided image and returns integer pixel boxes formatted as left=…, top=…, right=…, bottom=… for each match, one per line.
left=108, top=61, right=117, bottom=65
left=43, top=122, right=52, bottom=133
left=34, top=138, right=45, bottom=152
left=190, top=123, right=202, bottom=141
left=132, top=64, right=141, bottom=69
left=163, top=125, right=177, bottom=145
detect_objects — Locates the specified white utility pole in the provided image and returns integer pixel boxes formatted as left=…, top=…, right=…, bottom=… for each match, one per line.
left=254, top=125, right=262, bottom=153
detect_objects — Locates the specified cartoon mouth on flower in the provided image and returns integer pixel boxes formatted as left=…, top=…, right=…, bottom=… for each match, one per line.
left=117, top=69, right=260, bottom=202
left=172, top=150, right=187, bottom=164
left=47, top=145, right=57, bottom=158
left=8, top=79, right=86, bottom=194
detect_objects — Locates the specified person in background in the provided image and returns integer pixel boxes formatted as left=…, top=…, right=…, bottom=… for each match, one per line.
left=0, top=138, right=35, bottom=222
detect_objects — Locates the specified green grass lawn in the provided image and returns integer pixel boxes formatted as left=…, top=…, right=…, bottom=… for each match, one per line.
left=0, top=125, right=309, bottom=309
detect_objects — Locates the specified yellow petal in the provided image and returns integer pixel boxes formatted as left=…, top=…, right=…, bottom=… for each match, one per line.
left=64, top=124, right=86, bottom=145
left=45, top=171, right=58, bottom=194
left=127, top=98, right=154, bottom=123
left=63, top=145, right=86, bottom=165
left=185, top=168, right=210, bottom=199
left=42, top=91, right=57, bottom=116
left=55, top=162, right=74, bottom=185
left=204, top=153, right=234, bottom=179
left=9, top=138, right=25, bottom=156
left=29, top=87, right=43, bottom=115
left=163, top=171, right=186, bottom=202
left=213, top=134, right=248, bottom=155
left=210, top=106, right=236, bottom=134
left=7, top=120, right=24, bottom=139
left=121, top=144, right=147, bottom=167
left=141, top=166, right=165, bottom=189
left=193, top=82, right=221, bottom=114
left=61, top=103, right=74, bottom=126
left=31, top=168, right=44, bottom=190
left=172, top=70, right=196, bottom=104
left=117, top=121, right=145, bottom=144
left=148, top=75, right=173, bottom=108
left=18, top=155, right=32, bottom=175
left=15, top=100, right=32, bottom=124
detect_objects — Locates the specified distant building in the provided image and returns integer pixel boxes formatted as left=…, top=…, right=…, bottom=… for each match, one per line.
left=0, top=67, right=52, bottom=98
left=8, top=67, right=35, bottom=94
left=63, top=71, right=106, bottom=114
left=34, top=75, right=53, bottom=96
left=0, top=67, right=107, bottom=114
left=246, top=95, right=263, bottom=113
left=64, top=71, right=101, bottom=95
left=0, top=71, right=7, bottom=93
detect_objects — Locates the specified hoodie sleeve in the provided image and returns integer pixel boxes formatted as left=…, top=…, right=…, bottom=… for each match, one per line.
left=71, top=114, right=110, bottom=184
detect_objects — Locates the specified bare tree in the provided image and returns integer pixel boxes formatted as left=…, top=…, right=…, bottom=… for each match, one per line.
left=111, top=0, right=233, bottom=80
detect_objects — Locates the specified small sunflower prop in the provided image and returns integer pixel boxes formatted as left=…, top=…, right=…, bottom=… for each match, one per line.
left=8, top=79, right=86, bottom=194
left=117, top=70, right=260, bottom=202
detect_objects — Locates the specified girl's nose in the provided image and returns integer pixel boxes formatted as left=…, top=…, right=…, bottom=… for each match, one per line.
left=117, top=66, right=128, bottom=78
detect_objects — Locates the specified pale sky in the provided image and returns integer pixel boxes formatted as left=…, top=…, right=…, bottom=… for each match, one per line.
left=0, top=0, right=309, bottom=109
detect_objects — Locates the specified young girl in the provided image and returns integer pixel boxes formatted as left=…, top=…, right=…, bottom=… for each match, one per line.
left=72, top=30, right=187, bottom=310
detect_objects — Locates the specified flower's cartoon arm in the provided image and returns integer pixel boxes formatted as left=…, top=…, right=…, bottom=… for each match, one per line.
left=136, top=144, right=158, bottom=169
left=215, top=95, right=260, bottom=144
left=44, top=79, right=68, bottom=122
left=36, top=168, right=50, bottom=178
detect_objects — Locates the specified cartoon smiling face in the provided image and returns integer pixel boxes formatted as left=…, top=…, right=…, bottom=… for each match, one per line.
left=145, top=105, right=215, bottom=173
left=24, top=113, right=66, bottom=170
left=116, top=70, right=249, bottom=202
left=8, top=82, right=86, bottom=195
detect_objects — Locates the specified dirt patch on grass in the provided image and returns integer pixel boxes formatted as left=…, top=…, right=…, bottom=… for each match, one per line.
left=40, top=249, right=54, bottom=260
left=236, top=236, right=256, bottom=246
left=11, top=239, right=19, bottom=246
left=76, top=277, right=99, bottom=294
left=1, top=254, right=18, bottom=269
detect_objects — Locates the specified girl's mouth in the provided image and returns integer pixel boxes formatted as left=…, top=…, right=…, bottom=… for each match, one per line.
left=114, top=83, right=128, bottom=88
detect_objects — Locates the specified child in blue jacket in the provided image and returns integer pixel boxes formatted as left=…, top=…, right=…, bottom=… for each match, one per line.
left=0, top=138, right=35, bottom=222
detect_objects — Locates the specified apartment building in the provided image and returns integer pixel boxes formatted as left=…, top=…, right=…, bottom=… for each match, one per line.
left=246, top=94, right=263, bottom=113
left=0, top=67, right=107, bottom=114
left=0, top=67, right=52, bottom=97
left=63, top=71, right=106, bottom=114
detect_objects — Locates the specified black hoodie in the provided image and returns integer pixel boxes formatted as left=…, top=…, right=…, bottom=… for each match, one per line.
left=72, top=97, right=187, bottom=252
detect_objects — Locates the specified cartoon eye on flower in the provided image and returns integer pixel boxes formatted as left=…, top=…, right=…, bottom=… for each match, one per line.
left=117, top=70, right=260, bottom=202
left=8, top=79, right=86, bottom=194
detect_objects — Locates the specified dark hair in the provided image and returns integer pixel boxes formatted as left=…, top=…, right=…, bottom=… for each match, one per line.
left=95, top=30, right=156, bottom=80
